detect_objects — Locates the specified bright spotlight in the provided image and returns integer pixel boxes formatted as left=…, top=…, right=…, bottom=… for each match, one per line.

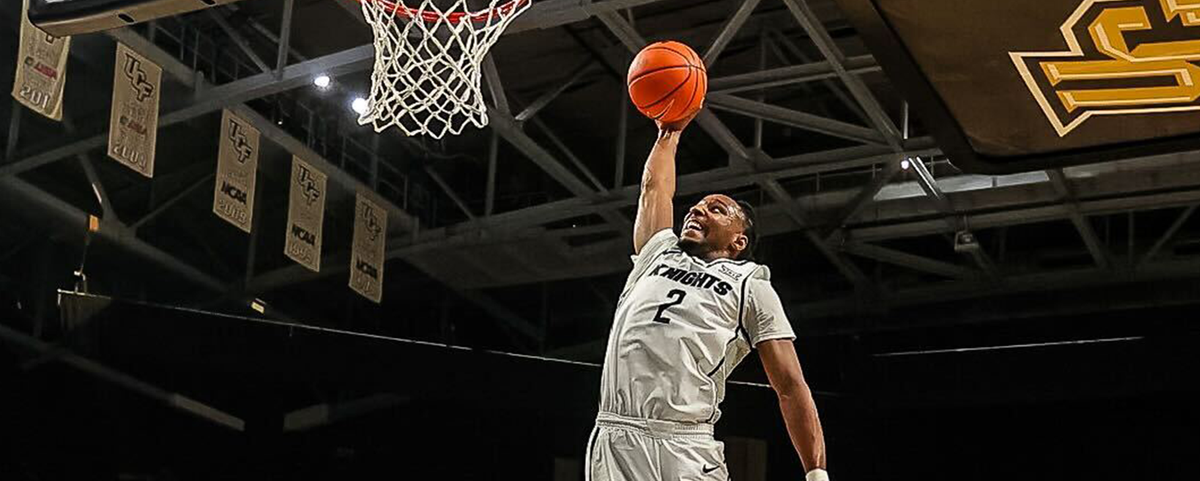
left=351, top=97, right=369, bottom=115
left=900, top=159, right=911, bottom=170
left=313, top=74, right=332, bottom=89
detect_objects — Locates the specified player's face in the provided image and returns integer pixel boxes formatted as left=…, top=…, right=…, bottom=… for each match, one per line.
left=679, top=194, right=748, bottom=259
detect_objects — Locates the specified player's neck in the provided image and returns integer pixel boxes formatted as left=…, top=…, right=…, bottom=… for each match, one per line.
left=682, top=243, right=737, bottom=262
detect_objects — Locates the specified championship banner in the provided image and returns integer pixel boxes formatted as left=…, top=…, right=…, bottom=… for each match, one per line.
left=350, top=193, right=387, bottom=304
left=285, top=156, right=327, bottom=272
left=212, top=110, right=260, bottom=233
left=12, top=0, right=70, bottom=121
left=108, top=42, right=162, bottom=178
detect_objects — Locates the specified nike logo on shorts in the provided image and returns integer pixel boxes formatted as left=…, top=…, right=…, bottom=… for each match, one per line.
left=702, top=465, right=720, bottom=474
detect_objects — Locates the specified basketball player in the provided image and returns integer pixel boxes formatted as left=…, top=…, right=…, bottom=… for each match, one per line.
left=587, top=111, right=829, bottom=481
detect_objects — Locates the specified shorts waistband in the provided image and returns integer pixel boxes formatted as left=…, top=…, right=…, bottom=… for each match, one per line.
left=595, top=412, right=714, bottom=438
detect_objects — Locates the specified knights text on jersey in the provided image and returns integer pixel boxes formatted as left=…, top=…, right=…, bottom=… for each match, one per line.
left=598, top=228, right=796, bottom=424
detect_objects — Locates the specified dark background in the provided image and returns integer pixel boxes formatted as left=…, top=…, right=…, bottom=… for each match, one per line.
left=2, top=293, right=1197, bottom=480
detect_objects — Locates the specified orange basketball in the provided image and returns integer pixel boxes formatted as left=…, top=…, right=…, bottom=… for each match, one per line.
left=627, top=41, right=708, bottom=125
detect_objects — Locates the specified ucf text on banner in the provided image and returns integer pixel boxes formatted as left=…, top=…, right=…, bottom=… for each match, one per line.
left=108, top=42, right=162, bottom=178
left=12, top=0, right=70, bottom=121
left=285, top=156, right=327, bottom=272
left=213, top=110, right=260, bottom=233
left=350, top=193, right=387, bottom=303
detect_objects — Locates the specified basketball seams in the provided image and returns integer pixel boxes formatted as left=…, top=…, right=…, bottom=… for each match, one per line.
left=628, top=64, right=692, bottom=86
left=638, top=66, right=694, bottom=113
left=681, top=66, right=702, bottom=120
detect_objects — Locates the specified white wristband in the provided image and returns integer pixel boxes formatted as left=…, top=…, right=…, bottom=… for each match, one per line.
left=806, top=469, right=830, bottom=481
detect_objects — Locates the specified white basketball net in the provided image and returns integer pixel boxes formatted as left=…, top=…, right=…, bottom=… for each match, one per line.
left=359, top=0, right=531, bottom=139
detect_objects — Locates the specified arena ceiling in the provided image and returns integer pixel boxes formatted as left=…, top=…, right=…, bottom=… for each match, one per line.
left=3, top=0, right=1200, bottom=358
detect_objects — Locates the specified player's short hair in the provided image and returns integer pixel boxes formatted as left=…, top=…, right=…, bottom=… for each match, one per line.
left=735, top=200, right=758, bottom=261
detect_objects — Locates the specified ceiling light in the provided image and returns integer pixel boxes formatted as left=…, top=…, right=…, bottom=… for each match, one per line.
left=900, top=159, right=911, bottom=170
left=351, top=97, right=369, bottom=115
left=313, top=74, right=331, bottom=89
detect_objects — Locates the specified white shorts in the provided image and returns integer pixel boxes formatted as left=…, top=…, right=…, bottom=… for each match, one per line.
left=586, top=412, right=728, bottom=481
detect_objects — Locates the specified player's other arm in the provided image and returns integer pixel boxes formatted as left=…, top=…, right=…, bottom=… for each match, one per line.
left=759, top=339, right=828, bottom=478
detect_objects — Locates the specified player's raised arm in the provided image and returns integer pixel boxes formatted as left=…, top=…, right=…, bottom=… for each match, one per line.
left=633, top=128, right=679, bottom=253
left=633, top=110, right=701, bottom=253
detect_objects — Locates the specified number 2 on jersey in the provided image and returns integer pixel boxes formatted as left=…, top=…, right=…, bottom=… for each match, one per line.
left=652, top=289, right=687, bottom=324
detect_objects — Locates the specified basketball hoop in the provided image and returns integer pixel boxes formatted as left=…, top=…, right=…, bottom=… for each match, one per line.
left=358, top=0, right=532, bottom=139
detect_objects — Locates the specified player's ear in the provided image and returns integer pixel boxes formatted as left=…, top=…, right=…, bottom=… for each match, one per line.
left=731, top=232, right=748, bottom=256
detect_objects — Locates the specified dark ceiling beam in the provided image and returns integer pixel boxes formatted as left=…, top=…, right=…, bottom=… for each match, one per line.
left=1047, top=169, right=1113, bottom=269
left=909, top=157, right=999, bottom=278
left=1137, top=204, right=1196, bottom=268
left=515, top=59, right=596, bottom=122
left=0, top=322, right=244, bottom=431
left=230, top=0, right=940, bottom=294
left=253, top=149, right=1200, bottom=293
left=488, top=114, right=596, bottom=195
left=759, top=179, right=871, bottom=285
left=106, top=29, right=546, bottom=348
left=487, top=111, right=632, bottom=235
left=846, top=163, right=1200, bottom=242
left=332, top=0, right=365, bottom=23
left=207, top=9, right=271, bottom=74
left=592, top=9, right=872, bottom=288
left=4, top=100, right=21, bottom=162
left=841, top=242, right=979, bottom=281
left=238, top=7, right=307, bottom=62
left=703, top=0, right=763, bottom=67
left=777, top=0, right=914, bottom=268
left=774, top=0, right=969, bottom=286
left=527, top=116, right=608, bottom=192
left=425, top=166, right=477, bottom=220
left=781, top=0, right=902, bottom=143
left=510, top=0, right=672, bottom=35
left=708, top=54, right=879, bottom=94
left=823, top=161, right=902, bottom=239
left=482, top=55, right=512, bottom=116
left=1, top=1, right=871, bottom=182
left=130, top=173, right=216, bottom=231
left=799, top=256, right=1200, bottom=324
left=614, top=85, right=630, bottom=189
left=706, top=93, right=886, bottom=145
left=275, top=0, right=295, bottom=77
left=766, top=28, right=870, bottom=126
left=77, top=156, right=118, bottom=222
left=0, top=34, right=375, bottom=180
left=59, top=116, right=120, bottom=223
left=451, top=143, right=923, bottom=238
left=283, top=393, right=410, bottom=432
left=486, top=133, right=499, bottom=216
left=244, top=143, right=935, bottom=293
left=0, top=176, right=226, bottom=292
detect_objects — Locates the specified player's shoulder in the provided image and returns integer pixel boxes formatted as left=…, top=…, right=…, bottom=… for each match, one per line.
left=641, top=228, right=680, bottom=254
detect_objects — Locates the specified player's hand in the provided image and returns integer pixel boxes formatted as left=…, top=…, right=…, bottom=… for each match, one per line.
left=657, top=103, right=703, bottom=132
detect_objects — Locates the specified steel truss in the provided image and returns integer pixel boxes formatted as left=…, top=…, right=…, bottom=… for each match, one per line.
left=3, top=0, right=1200, bottom=350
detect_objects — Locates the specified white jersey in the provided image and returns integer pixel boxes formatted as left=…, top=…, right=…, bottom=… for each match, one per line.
left=597, top=229, right=796, bottom=424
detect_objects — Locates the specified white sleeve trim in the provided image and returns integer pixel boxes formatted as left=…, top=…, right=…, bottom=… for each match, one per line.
left=751, top=332, right=797, bottom=348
